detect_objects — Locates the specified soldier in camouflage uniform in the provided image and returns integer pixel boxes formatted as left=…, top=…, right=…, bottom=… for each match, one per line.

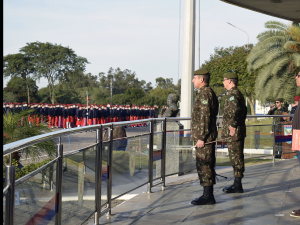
left=267, top=98, right=288, bottom=158
left=190, top=67, right=218, bottom=205
left=221, top=72, right=247, bottom=193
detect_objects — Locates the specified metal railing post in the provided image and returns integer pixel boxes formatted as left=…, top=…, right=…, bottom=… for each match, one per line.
left=50, top=164, right=54, bottom=191
left=83, top=150, right=86, bottom=174
left=107, top=124, right=113, bottom=216
left=95, top=127, right=103, bottom=224
left=148, top=119, right=154, bottom=193
left=162, top=118, right=167, bottom=188
left=9, top=153, right=12, bottom=166
left=139, top=136, right=142, bottom=170
left=272, top=117, right=276, bottom=164
left=55, top=137, right=63, bottom=225
left=5, top=165, right=15, bottom=225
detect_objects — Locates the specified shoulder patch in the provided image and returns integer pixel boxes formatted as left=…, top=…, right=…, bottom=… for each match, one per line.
left=201, top=100, right=208, bottom=105
left=229, top=96, right=235, bottom=101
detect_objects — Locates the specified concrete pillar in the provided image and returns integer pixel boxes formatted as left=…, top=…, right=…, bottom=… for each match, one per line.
left=180, top=0, right=196, bottom=130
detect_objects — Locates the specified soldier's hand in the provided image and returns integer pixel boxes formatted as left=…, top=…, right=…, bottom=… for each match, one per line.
left=229, top=125, right=236, bottom=136
left=196, top=140, right=205, bottom=148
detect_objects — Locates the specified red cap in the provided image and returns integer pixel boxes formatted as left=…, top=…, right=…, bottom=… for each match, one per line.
left=295, top=96, right=300, bottom=102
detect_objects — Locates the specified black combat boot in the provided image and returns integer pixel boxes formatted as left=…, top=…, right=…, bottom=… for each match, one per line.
left=222, top=177, right=244, bottom=193
left=191, top=186, right=216, bottom=205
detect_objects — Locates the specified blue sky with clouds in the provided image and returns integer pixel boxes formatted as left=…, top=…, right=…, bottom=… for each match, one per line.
left=3, top=0, right=289, bottom=89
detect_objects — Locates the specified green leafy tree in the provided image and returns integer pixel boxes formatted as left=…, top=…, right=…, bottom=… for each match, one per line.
left=247, top=21, right=300, bottom=103
left=3, top=92, right=18, bottom=103
left=3, top=110, right=56, bottom=164
left=3, top=53, right=35, bottom=103
left=202, top=45, right=256, bottom=115
left=37, top=87, right=51, bottom=103
left=20, top=42, right=89, bottom=104
left=4, top=76, right=39, bottom=103
left=99, top=67, right=150, bottom=94
left=52, top=70, right=99, bottom=104
left=97, top=67, right=152, bottom=105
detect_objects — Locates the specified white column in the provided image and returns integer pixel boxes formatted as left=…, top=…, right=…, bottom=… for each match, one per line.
left=180, top=0, right=196, bottom=130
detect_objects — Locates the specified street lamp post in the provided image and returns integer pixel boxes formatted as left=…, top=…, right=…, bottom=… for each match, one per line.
left=227, top=22, right=249, bottom=48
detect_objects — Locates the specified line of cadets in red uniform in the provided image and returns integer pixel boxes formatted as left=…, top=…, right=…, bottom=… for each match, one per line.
left=3, top=102, right=158, bottom=129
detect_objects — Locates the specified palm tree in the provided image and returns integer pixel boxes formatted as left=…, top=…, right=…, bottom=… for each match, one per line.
left=247, top=21, right=300, bottom=103
left=3, top=109, right=56, bottom=164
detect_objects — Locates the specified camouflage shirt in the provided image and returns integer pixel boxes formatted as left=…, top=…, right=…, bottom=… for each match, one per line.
left=221, top=86, right=247, bottom=141
left=268, top=106, right=288, bottom=132
left=267, top=107, right=287, bottom=124
left=191, top=85, right=218, bottom=142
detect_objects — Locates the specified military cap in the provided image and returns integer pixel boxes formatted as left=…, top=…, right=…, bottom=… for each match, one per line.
left=224, top=72, right=238, bottom=79
left=276, top=98, right=284, bottom=102
left=194, top=67, right=210, bottom=75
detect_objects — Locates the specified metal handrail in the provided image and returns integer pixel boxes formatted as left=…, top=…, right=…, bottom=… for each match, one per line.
left=4, top=115, right=293, bottom=156
left=15, top=157, right=58, bottom=186
left=3, top=185, right=9, bottom=195
left=3, top=117, right=189, bottom=156
left=63, top=143, right=98, bottom=157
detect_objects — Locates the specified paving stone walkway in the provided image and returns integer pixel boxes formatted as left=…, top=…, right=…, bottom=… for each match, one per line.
left=96, top=159, right=300, bottom=225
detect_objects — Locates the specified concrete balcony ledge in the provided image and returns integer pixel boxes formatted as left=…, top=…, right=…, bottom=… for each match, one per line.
left=95, top=159, right=300, bottom=225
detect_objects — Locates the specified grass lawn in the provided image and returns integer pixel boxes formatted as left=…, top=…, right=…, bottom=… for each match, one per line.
left=216, top=157, right=279, bottom=166
left=217, top=118, right=284, bottom=149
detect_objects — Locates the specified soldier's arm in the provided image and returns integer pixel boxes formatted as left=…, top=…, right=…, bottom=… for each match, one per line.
left=226, top=94, right=241, bottom=128
left=191, top=93, right=211, bottom=141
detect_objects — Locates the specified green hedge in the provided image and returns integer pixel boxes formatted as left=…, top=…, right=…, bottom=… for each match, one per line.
left=3, top=158, right=53, bottom=187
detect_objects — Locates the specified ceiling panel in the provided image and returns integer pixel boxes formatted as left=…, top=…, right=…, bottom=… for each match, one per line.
left=221, top=0, right=300, bottom=22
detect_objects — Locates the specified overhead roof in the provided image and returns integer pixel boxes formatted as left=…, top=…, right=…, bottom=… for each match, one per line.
left=221, top=0, right=300, bottom=23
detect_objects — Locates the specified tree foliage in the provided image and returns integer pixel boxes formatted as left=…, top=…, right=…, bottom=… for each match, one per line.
left=3, top=110, right=56, bottom=163
left=4, top=41, right=180, bottom=108
left=201, top=45, right=256, bottom=115
left=20, top=42, right=89, bottom=104
left=3, top=53, right=35, bottom=103
left=3, top=76, right=39, bottom=103
left=34, top=66, right=180, bottom=108
left=247, top=21, right=300, bottom=103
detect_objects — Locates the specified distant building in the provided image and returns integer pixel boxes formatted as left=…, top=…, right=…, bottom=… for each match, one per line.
left=254, top=100, right=271, bottom=115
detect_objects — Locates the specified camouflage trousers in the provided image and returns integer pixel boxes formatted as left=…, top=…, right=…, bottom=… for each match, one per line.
left=227, top=139, right=245, bottom=178
left=196, top=143, right=216, bottom=187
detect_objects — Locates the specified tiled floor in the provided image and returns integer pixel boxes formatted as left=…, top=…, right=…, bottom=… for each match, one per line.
left=96, top=159, right=300, bottom=225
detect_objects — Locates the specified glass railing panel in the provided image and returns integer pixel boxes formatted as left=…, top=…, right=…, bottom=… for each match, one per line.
left=111, top=136, right=149, bottom=198
left=12, top=137, right=58, bottom=167
left=244, top=125, right=273, bottom=151
left=61, top=147, right=95, bottom=225
left=172, top=129, right=195, bottom=176
left=60, top=130, right=97, bottom=154
left=216, top=122, right=280, bottom=165
left=153, top=132, right=162, bottom=179
left=124, top=123, right=150, bottom=137
left=164, top=119, right=194, bottom=177
left=14, top=162, right=57, bottom=225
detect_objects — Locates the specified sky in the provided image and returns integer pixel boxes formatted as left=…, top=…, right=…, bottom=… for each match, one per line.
left=3, top=0, right=289, bottom=89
